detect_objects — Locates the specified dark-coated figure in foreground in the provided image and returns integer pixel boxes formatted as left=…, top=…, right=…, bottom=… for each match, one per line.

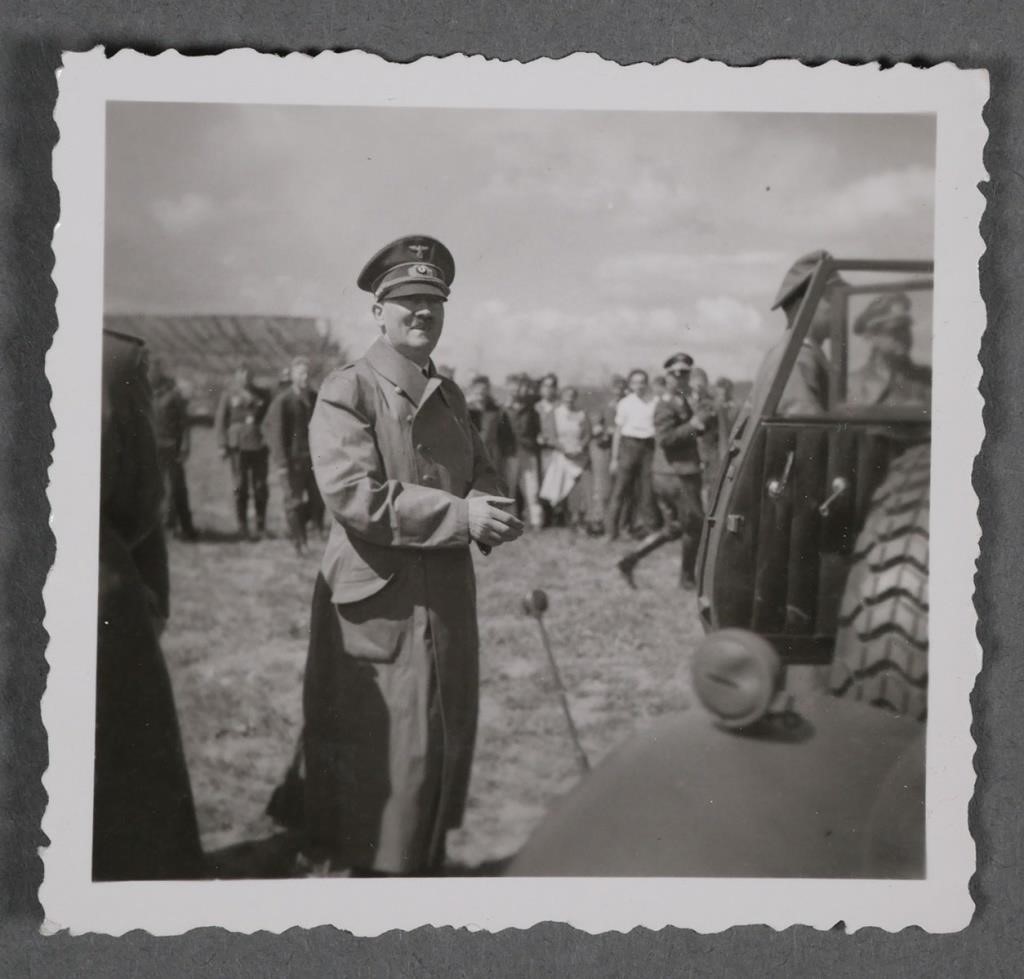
left=302, top=235, right=522, bottom=876
left=94, top=329, right=203, bottom=881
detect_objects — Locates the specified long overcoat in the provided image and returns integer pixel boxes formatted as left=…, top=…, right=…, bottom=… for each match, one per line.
left=94, top=330, right=203, bottom=881
left=303, top=337, right=504, bottom=873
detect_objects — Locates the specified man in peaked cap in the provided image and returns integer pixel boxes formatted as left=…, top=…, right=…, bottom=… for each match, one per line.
left=300, top=234, right=522, bottom=876
left=616, top=352, right=714, bottom=590
left=848, top=291, right=932, bottom=408
left=747, top=249, right=846, bottom=417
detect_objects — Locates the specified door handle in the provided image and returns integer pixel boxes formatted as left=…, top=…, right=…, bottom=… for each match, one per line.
left=766, top=451, right=794, bottom=501
left=818, top=476, right=850, bottom=517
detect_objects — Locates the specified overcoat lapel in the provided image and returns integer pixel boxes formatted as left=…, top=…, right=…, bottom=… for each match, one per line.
left=366, top=337, right=428, bottom=406
left=365, top=337, right=449, bottom=415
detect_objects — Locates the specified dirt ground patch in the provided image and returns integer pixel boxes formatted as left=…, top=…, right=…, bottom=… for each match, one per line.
left=163, top=426, right=702, bottom=871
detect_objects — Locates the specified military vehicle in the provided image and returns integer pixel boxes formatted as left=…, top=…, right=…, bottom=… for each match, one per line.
left=507, top=257, right=931, bottom=877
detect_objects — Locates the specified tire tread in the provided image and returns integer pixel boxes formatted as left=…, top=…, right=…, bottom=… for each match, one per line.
left=829, top=443, right=930, bottom=721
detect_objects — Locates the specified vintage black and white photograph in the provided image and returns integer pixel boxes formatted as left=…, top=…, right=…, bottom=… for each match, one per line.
left=43, top=52, right=984, bottom=934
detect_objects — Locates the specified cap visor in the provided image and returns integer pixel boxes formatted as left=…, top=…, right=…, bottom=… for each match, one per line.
left=772, top=270, right=848, bottom=311
left=379, top=282, right=449, bottom=301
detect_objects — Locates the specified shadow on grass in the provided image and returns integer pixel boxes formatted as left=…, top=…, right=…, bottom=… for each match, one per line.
left=204, top=833, right=515, bottom=879
left=204, top=832, right=303, bottom=879
left=173, top=527, right=284, bottom=544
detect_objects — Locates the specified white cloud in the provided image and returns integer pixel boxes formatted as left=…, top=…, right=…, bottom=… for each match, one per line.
left=597, top=250, right=788, bottom=304
left=454, top=295, right=772, bottom=385
left=694, top=295, right=763, bottom=338
left=813, top=164, right=935, bottom=235
left=481, top=157, right=699, bottom=231
left=150, top=192, right=215, bottom=235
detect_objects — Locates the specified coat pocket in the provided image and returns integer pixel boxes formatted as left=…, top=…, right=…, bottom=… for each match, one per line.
left=334, top=573, right=412, bottom=664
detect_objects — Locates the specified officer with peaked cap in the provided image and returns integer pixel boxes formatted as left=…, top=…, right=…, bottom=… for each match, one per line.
left=300, top=234, right=522, bottom=876
left=848, top=292, right=932, bottom=407
left=746, top=249, right=847, bottom=417
left=617, top=352, right=712, bottom=590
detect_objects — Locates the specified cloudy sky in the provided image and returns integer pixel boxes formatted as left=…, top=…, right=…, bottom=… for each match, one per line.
left=105, top=103, right=935, bottom=383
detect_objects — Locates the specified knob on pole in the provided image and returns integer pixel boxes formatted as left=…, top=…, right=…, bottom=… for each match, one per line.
left=522, top=589, right=550, bottom=617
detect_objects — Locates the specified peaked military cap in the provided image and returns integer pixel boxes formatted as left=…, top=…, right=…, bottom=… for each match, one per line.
left=853, top=292, right=913, bottom=336
left=663, top=351, right=695, bottom=373
left=771, top=249, right=846, bottom=310
left=357, top=235, right=455, bottom=301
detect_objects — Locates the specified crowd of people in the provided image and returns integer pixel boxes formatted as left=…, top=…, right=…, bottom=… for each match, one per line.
left=150, top=346, right=741, bottom=591
left=148, top=355, right=328, bottom=555
left=150, top=354, right=740, bottom=595
left=463, top=362, right=739, bottom=588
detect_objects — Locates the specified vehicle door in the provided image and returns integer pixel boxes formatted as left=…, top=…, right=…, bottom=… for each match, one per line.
left=696, top=260, right=933, bottom=665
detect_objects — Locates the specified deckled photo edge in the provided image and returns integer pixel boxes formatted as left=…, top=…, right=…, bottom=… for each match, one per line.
left=40, top=49, right=986, bottom=936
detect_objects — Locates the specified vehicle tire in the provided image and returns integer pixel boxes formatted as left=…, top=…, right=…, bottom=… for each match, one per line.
left=828, top=442, right=929, bottom=721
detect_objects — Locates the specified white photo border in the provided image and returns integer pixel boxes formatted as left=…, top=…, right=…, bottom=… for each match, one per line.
left=43, top=49, right=986, bottom=935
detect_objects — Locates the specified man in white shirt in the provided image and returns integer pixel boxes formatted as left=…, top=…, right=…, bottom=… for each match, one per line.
left=605, top=368, right=658, bottom=540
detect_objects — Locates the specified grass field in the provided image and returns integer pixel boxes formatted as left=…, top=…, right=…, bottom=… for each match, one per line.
left=163, top=425, right=702, bottom=872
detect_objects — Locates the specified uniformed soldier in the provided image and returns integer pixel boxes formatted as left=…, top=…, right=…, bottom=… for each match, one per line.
left=689, top=366, right=720, bottom=503
left=848, top=292, right=932, bottom=408
left=466, top=373, right=516, bottom=470
left=504, top=374, right=545, bottom=529
left=214, top=362, right=272, bottom=539
left=301, top=234, right=523, bottom=876
left=714, top=376, right=739, bottom=438
left=747, top=249, right=847, bottom=417
left=263, top=356, right=325, bottom=555
left=149, top=354, right=198, bottom=541
left=616, top=353, right=713, bottom=590
left=95, top=329, right=203, bottom=880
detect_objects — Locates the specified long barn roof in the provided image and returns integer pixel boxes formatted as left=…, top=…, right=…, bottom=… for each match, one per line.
left=103, top=314, right=344, bottom=384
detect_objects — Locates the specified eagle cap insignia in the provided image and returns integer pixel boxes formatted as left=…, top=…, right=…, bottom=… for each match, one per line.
left=408, top=243, right=430, bottom=259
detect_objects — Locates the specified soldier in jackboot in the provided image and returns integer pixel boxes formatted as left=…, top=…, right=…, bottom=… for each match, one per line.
left=616, top=353, right=712, bottom=591
left=264, top=356, right=325, bottom=555
left=214, top=363, right=271, bottom=539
